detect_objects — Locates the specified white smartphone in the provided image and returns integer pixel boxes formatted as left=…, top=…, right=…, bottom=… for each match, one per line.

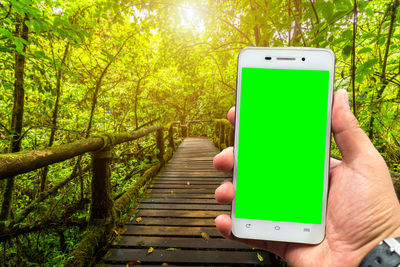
left=232, top=47, right=335, bottom=244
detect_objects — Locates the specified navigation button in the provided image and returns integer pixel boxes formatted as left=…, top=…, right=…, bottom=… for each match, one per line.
left=274, top=226, right=280, bottom=230
left=245, top=224, right=251, bottom=228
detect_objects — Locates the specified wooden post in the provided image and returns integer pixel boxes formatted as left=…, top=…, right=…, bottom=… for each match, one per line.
left=90, top=146, right=113, bottom=226
left=181, top=125, right=188, bottom=138
left=219, top=122, right=225, bottom=150
left=168, top=123, right=175, bottom=151
left=213, top=121, right=219, bottom=145
left=156, top=128, right=165, bottom=165
left=229, top=126, right=235, bottom=147
left=225, top=124, right=230, bottom=148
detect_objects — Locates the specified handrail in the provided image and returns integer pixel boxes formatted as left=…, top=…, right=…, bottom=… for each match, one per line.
left=213, top=119, right=234, bottom=150
left=0, top=125, right=162, bottom=179
left=0, top=121, right=183, bottom=265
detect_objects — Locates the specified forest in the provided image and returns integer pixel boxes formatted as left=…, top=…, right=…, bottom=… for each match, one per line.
left=0, top=0, right=399, bottom=265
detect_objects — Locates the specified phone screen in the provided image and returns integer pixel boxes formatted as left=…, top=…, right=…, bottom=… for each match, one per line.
left=235, top=67, right=330, bottom=224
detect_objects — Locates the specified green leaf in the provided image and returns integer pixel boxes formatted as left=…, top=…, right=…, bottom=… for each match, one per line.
left=342, top=45, right=352, bottom=60
left=0, top=46, right=11, bottom=52
left=0, top=28, right=13, bottom=40
left=358, top=47, right=372, bottom=54
left=15, top=41, right=23, bottom=53
left=359, top=58, right=378, bottom=71
left=342, top=30, right=353, bottom=41
left=363, top=32, right=376, bottom=39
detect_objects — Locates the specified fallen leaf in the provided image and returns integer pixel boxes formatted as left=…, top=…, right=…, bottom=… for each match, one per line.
left=257, top=252, right=264, bottom=262
left=170, top=190, right=174, bottom=194
left=166, top=247, right=181, bottom=251
left=136, top=241, right=144, bottom=247
left=162, top=263, right=168, bottom=266
left=147, top=247, right=154, bottom=254
left=135, top=217, right=142, bottom=223
left=113, top=229, right=119, bottom=235
left=201, top=232, right=211, bottom=241
left=186, top=181, right=191, bottom=185
left=127, top=259, right=141, bottom=266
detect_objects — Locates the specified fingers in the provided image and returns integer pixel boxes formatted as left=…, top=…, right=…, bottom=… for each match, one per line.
left=331, top=90, right=377, bottom=163
left=215, top=180, right=235, bottom=204
left=227, top=107, right=235, bottom=125
left=213, top=147, right=234, bottom=172
left=215, top=214, right=232, bottom=237
left=330, top=157, right=341, bottom=169
left=215, top=214, right=288, bottom=257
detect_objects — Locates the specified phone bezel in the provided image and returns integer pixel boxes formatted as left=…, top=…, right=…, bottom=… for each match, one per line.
left=232, top=47, right=335, bottom=244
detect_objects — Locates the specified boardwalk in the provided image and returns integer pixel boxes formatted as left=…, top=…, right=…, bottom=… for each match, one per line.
left=104, top=137, right=271, bottom=266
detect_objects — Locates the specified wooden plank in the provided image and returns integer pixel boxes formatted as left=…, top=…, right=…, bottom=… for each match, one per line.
left=149, top=193, right=215, bottom=199
left=150, top=188, right=216, bottom=194
left=157, top=177, right=229, bottom=181
left=150, top=184, right=219, bottom=189
left=104, top=138, right=274, bottom=266
left=162, top=171, right=219, bottom=174
left=160, top=174, right=228, bottom=178
left=137, top=209, right=229, bottom=218
left=165, top=170, right=221, bottom=174
left=153, top=180, right=223, bottom=185
left=113, top=236, right=251, bottom=249
left=105, top=249, right=270, bottom=264
left=141, top=198, right=219, bottom=204
left=128, top=217, right=216, bottom=226
left=139, top=203, right=230, bottom=211
left=123, top=225, right=220, bottom=236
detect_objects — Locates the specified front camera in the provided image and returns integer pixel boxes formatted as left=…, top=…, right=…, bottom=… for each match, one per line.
left=301, top=57, right=306, bottom=61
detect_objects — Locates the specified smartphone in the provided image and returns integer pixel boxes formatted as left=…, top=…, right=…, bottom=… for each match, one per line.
left=232, top=47, right=335, bottom=244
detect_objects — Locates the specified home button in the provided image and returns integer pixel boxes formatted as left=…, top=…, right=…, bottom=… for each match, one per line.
left=274, top=226, right=280, bottom=230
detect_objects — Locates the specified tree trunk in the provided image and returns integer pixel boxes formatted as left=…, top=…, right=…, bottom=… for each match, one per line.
left=250, top=0, right=261, bottom=46
left=351, top=0, right=358, bottom=119
left=0, top=15, right=28, bottom=220
left=40, top=42, right=70, bottom=192
left=367, top=0, right=399, bottom=140
left=85, top=34, right=134, bottom=138
left=134, top=78, right=142, bottom=130
left=292, top=0, right=302, bottom=45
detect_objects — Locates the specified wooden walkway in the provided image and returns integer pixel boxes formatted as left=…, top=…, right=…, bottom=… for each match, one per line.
left=104, top=137, right=271, bottom=266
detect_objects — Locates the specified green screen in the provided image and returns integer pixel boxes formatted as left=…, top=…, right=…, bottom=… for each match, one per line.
left=235, top=67, right=329, bottom=224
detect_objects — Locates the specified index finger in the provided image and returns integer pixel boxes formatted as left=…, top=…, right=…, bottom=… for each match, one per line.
left=228, top=107, right=235, bottom=125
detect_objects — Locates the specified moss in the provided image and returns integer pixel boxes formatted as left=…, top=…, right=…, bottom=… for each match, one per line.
left=64, top=225, right=106, bottom=267
left=113, top=147, right=173, bottom=217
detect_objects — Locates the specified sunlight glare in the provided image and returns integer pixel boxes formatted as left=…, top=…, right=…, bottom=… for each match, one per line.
left=179, top=5, right=205, bottom=31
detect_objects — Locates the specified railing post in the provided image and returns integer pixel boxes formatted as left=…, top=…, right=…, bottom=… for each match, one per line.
left=219, top=122, right=225, bottom=150
left=187, top=123, right=190, bottom=137
left=90, top=141, right=113, bottom=226
left=214, top=121, right=219, bottom=144
left=156, top=128, right=165, bottom=165
left=181, top=125, right=188, bottom=138
left=225, top=124, right=230, bottom=148
left=229, top=126, right=234, bottom=147
left=168, top=123, right=175, bottom=151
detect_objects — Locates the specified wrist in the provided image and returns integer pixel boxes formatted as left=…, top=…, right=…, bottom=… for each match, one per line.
left=355, top=226, right=400, bottom=266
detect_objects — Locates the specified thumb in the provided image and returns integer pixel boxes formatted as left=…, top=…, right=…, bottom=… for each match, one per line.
left=332, top=89, right=376, bottom=163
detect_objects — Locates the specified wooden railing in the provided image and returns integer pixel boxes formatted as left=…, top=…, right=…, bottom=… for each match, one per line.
left=0, top=122, right=182, bottom=265
left=213, top=119, right=234, bottom=150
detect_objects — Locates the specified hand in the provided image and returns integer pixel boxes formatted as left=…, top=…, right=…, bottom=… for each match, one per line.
left=213, top=89, right=400, bottom=267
